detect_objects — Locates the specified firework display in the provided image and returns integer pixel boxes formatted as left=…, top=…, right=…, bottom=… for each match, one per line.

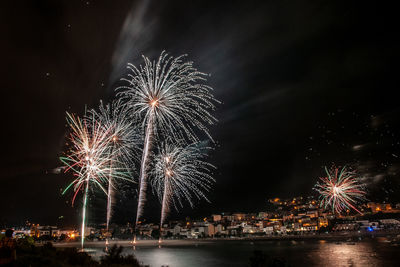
left=60, top=51, right=218, bottom=246
left=117, top=51, right=218, bottom=226
left=314, top=166, right=366, bottom=215
left=88, top=100, right=140, bottom=237
left=60, top=112, right=131, bottom=249
left=150, top=141, right=215, bottom=242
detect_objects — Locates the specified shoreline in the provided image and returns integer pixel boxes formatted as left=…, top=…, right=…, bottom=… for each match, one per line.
left=51, top=230, right=400, bottom=248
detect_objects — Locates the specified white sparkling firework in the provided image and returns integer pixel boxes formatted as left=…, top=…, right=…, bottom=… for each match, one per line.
left=61, top=112, right=114, bottom=249
left=89, top=99, right=141, bottom=167
left=61, top=111, right=133, bottom=249
left=150, top=141, right=215, bottom=229
left=88, top=100, right=140, bottom=235
left=116, top=51, right=218, bottom=225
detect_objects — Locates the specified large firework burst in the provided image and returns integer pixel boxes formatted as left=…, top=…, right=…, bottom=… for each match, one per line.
left=150, top=141, right=215, bottom=242
left=89, top=99, right=141, bottom=167
left=117, top=51, right=218, bottom=227
left=60, top=112, right=130, bottom=249
left=314, top=166, right=366, bottom=215
left=88, top=100, right=140, bottom=236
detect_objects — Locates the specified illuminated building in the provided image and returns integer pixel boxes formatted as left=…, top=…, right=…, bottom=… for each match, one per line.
left=367, top=202, right=393, bottom=213
left=233, top=213, right=246, bottom=221
left=212, top=214, right=222, bottom=222
left=318, top=217, right=329, bottom=228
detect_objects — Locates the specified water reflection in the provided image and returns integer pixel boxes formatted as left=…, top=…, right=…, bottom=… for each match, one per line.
left=313, top=242, right=378, bottom=266
left=83, top=239, right=399, bottom=267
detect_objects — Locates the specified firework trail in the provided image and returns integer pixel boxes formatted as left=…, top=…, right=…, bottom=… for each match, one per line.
left=117, top=51, right=218, bottom=231
left=89, top=100, right=140, bottom=237
left=60, top=112, right=130, bottom=249
left=150, top=141, right=215, bottom=242
left=314, top=166, right=366, bottom=215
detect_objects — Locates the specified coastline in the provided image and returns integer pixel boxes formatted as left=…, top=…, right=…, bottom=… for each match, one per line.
left=51, top=230, right=400, bottom=248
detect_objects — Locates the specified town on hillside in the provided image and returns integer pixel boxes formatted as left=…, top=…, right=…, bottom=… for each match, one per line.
left=3, top=196, right=400, bottom=241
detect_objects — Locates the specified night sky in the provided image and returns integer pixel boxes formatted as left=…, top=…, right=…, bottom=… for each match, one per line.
left=1, top=0, right=400, bottom=227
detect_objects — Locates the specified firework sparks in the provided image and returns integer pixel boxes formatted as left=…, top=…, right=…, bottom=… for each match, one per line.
left=88, top=100, right=140, bottom=237
left=117, top=51, right=219, bottom=228
left=60, top=112, right=130, bottom=249
left=314, top=166, right=366, bottom=215
left=150, top=141, right=215, bottom=242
